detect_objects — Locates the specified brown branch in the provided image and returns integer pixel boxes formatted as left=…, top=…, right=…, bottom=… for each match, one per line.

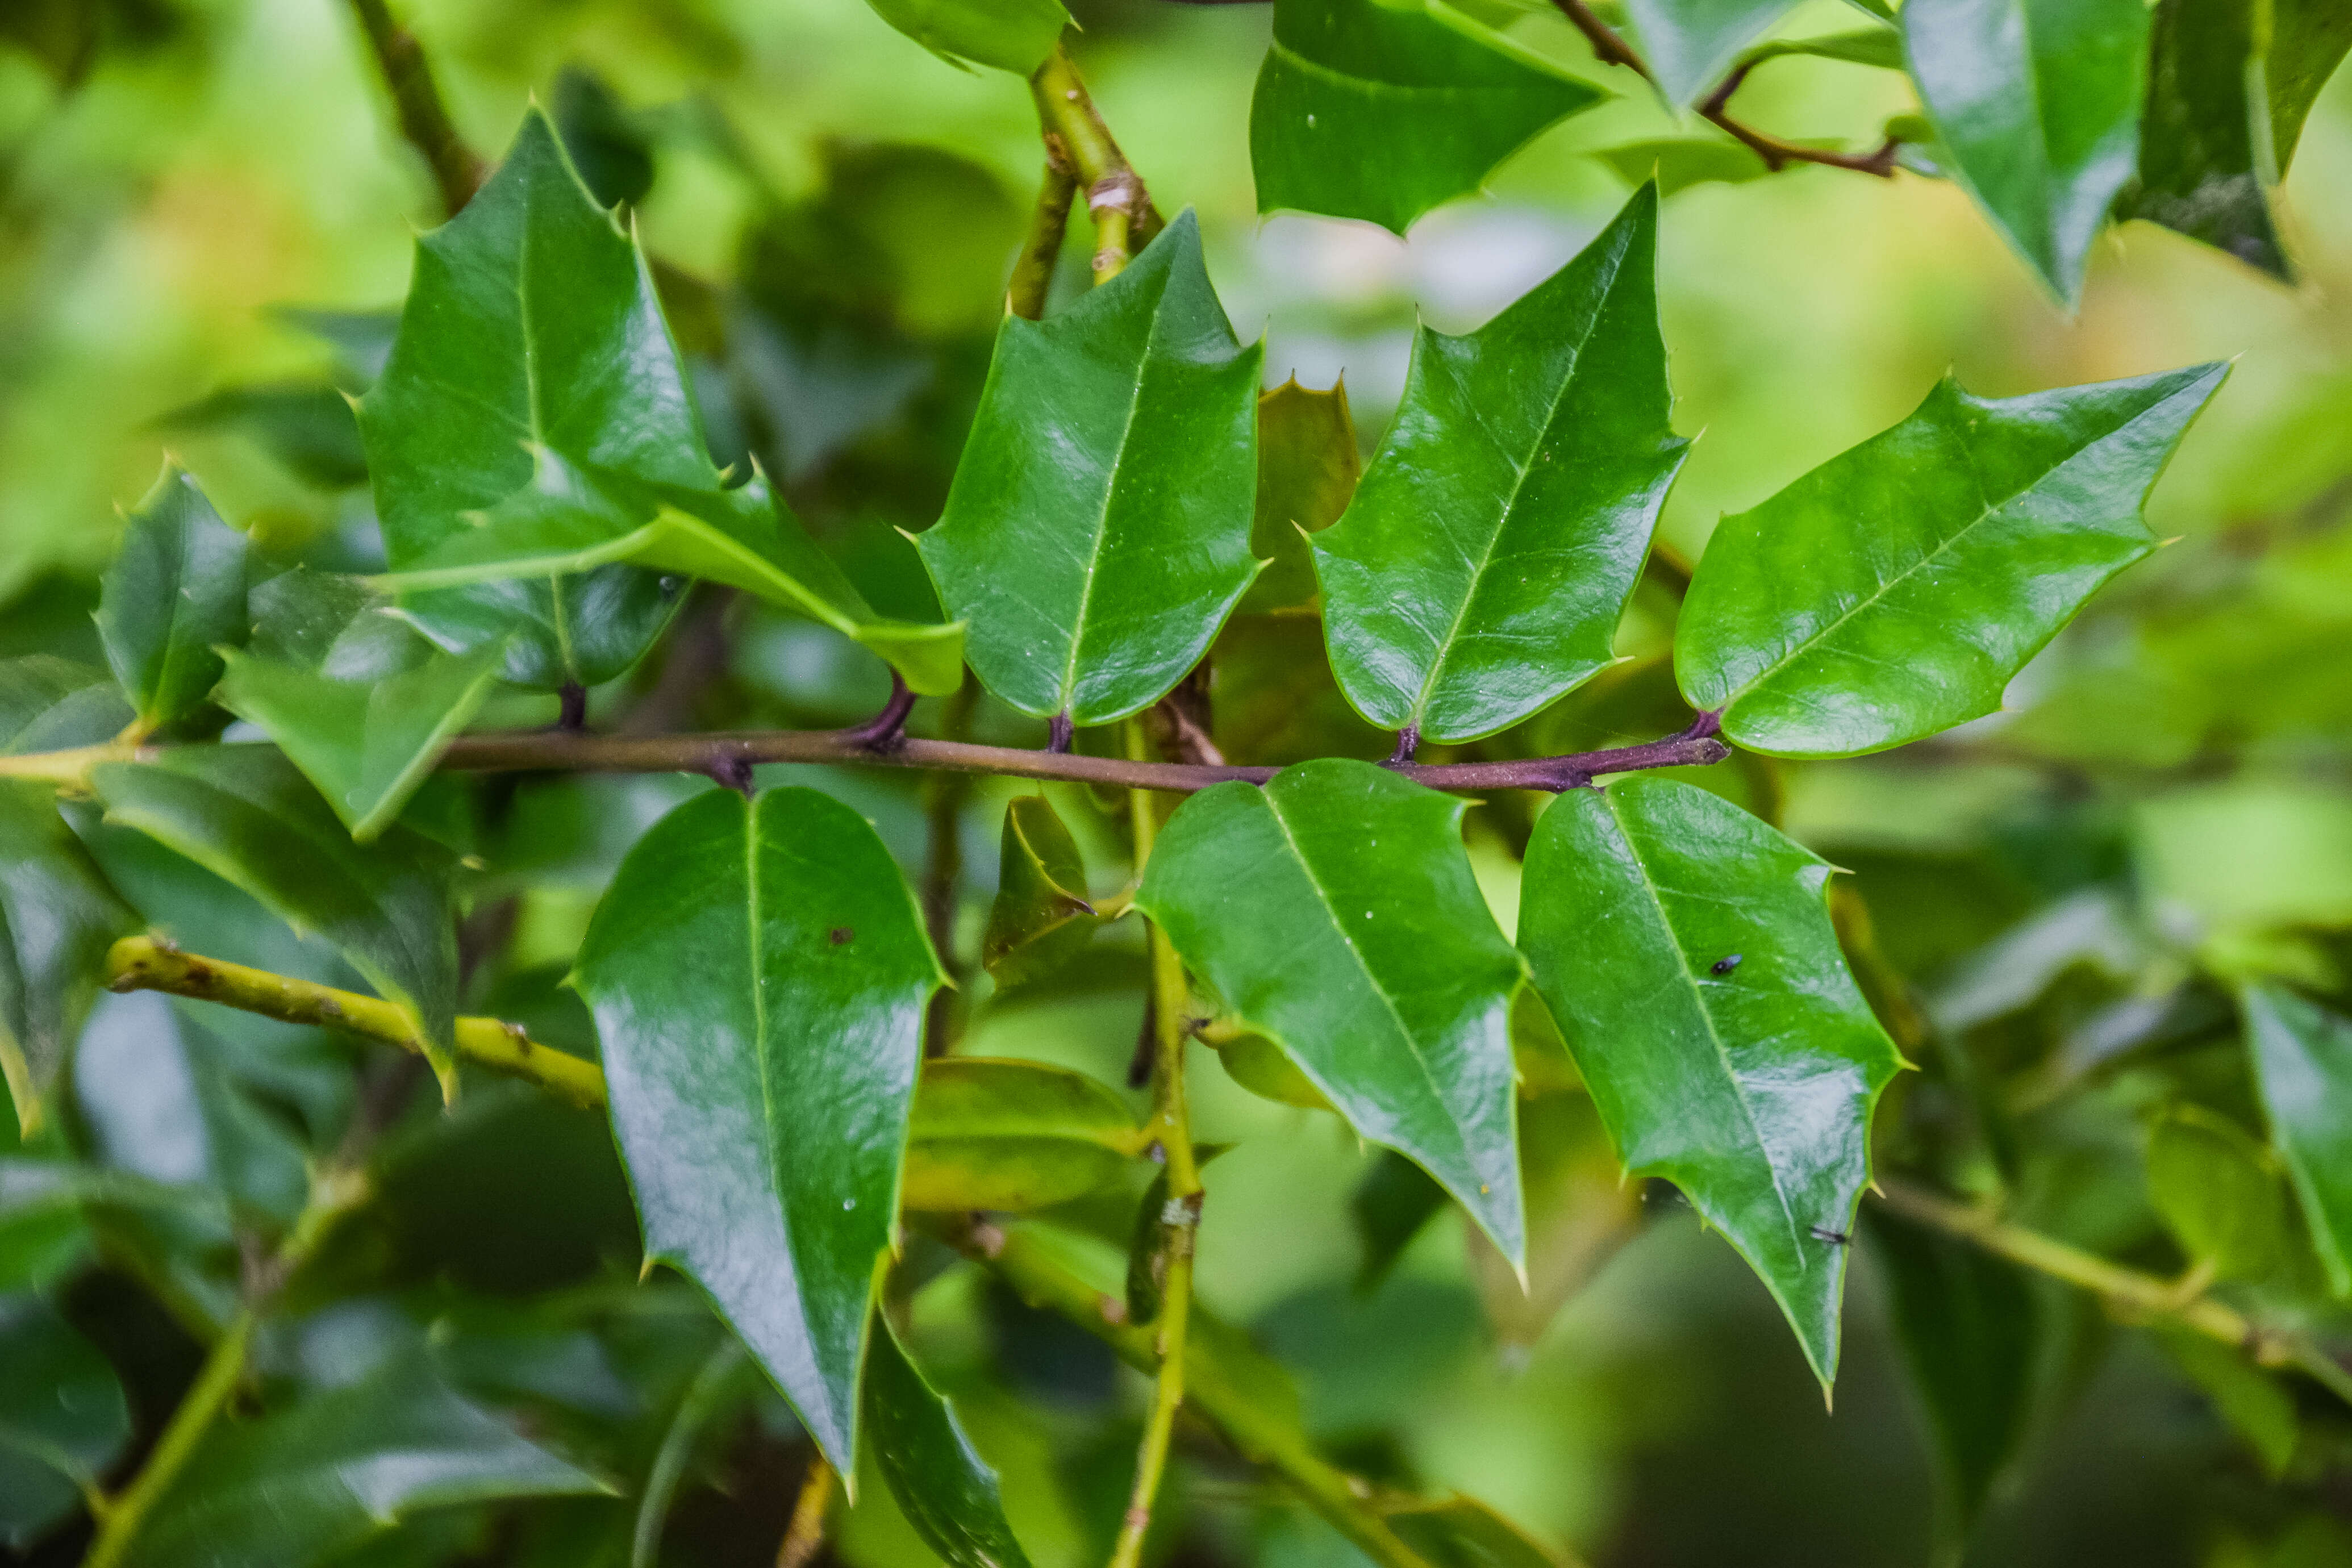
left=345, top=0, right=483, bottom=218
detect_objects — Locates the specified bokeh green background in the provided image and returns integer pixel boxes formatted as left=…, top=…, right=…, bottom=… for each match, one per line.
left=7, top=2, right=2352, bottom=1564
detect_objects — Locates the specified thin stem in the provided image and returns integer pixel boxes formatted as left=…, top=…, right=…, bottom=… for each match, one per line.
left=775, top=1455, right=838, bottom=1568
left=106, top=936, right=606, bottom=1108
left=1010, top=153, right=1079, bottom=319
left=1091, top=193, right=1135, bottom=285
left=1030, top=43, right=1162, bottom=271
left=922, top=683, right=981, bottom=1057
left=1546, top=0, right=1901, bottom=177
left=344, top=0, right=483, bottom=218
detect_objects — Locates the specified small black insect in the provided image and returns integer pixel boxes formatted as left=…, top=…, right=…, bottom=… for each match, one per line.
left=1710, top=953, right=1744, bottom=976
left=1809, top=1224, right=1852, bottom=1247
left=829, top=927, right=855, bottom=946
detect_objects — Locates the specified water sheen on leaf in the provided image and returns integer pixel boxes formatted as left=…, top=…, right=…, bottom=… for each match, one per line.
left=1313, top=186, right=1688, bottom=743
left=865, top=1313, right=1035, bottom=1568
left=1902, top=0, right=2150, bottom=303
left=94, top=464, right=248, bottom=736
left=1675, top=362, right=2226, bottom=758
left=573, top=786, right=943, bottom=1465
left=1249, top=0, right=1603, bottom=235
left=1137, top=759, right=1528, bottom=1265
left=1517, top=779, right=1904, bottom=1384
left=918, top=212, right=1262, bottom=725
left=2243, top=984, right=2352, bottom=1296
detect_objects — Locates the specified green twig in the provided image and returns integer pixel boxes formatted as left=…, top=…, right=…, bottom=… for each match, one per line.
left=1009, top=153, right=1078, bottom=319
left=1029, top=43, right=1161, bottom=281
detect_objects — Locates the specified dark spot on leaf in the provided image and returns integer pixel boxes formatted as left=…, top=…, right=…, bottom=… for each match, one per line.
left=830, top=927, right=854, bottom=946
left=1710, top=953, right=1743, bottom=975
left=1809, top=1225, right=1850, bottom=1246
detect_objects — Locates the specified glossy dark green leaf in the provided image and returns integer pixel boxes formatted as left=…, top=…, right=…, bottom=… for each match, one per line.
left=918, top=212, right=1261, bottom=724
left=1315, top=187, right=1687, bottom=744
left=2243, top=983, right=2352, bottom=1296
left=1517, top=779, right=1904, bottom=1384
left=1902, top=0, right=2149, bottom=302
left=2159, top=1327, right=2298, bottom=1479
left=2270, top=0, right=2352, bottom=173
left=1867, top=1207, right=2040, bottom=1529
left=0, top=657, right=134, bottom=756
left=902, top=1057, right=1146, bottom=1213
left=0, top=1291, right=128, bottom=1548
left=1250, top=0, right=1604, bottom=234
left=217, top=572, right=503, bottom=842
left=864, top=1313, right=1035, bottom=1568
left=1137, top=759, right=1528, bottom=1263
left=981, top=796, right=1101, bottom=991
left=2147, top=1105, right=2288, bottom=1281
left=574, top=786, right=943, bottom=1464
left=89, top=746, right=459, bottom=1094
left=860, top=0, right=1069, bottom=74
left=0, top=781, right=135, bottom=1137
left=1242, top=377, right=1361, bottom=614
left=94, top=464, right=248, bottom=735
left=1677, top=363, right=2226, bottom=758
left=1621, top=0, right=1801, bottom=104
left=119, top=1359, right=603, bottom=1568
left=153, top=385, right=370, bottom=491
left=1352, top=1148, right=1448, bottom=1292
left=2115, top=0, right=2272, bottom=280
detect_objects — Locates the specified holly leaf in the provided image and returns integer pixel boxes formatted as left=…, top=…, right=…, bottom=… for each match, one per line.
left=574, top=786, right=943, bottom=1465
left=860, top=0, right=1069, bottom=75
left=118, top=1359, right=604, bottom=1568
left=864, top=1313, right=1035, bottom=1568
left=218, top=572, right=504, bottom=843
left=1620, top=0, right=1802, bottom=105
left=981, top=795, right=1102, bottom=991
left=2243, top=983, right=2352, bottom=1296
left=1901, top=0, right=2150, bottom=303
left=88, top=747, right=460, bottom=1096
left=0, top=657, right=134, bottom=757
left=903, top=1057, right=1147, bottom=1213
left=1313, top=187, right=1688, bottom=744
left=0, top=1292, right=128, bottom=1549
left=1675, top=363, right=2226, bottom=758
left=1250, top=0, right=1604, bottom=234
left=1137, top=759, right=1528, bottom=1266
left=361, top=108, right=957, bottom=696
left=2147, top=1104, right=2290, bottom=1281
left=93, top=464, right=248, bottom=737
left=1242, top=377, right=1360, bottom=614
left=1517, top=779, right=1904, bottom=1385
left=918, top=212, right=1261, bottom=725
left=2270, top=0, right=2352, bottom=174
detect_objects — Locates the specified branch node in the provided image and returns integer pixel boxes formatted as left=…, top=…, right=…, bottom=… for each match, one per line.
left=841, top=672, right=917, bottom=754
left=1383, top=726, right=1420, bottom=767
left=1048, top=712, right=1075, bottom=754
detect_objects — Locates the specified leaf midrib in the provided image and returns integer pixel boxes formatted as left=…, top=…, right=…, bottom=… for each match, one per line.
left=1057, top=287, right=1170, bottom=717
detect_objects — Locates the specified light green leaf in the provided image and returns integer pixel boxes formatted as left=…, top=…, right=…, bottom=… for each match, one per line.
left=94, top=464, right=248, bottom=736
left=1902, top=0, right=2149, bottom=302
left=573, top=786, right=943, bottom=1465
left=2270, top=0, right=2352, bottom=174
left=919, top=212, right=1260, bottom=725
left=864, top=1313, right=1035, bottom=1568
left=2243, top=983, right=2352, bottom=1296
left=860, top=0, right=1069, bottom=74
left=119, top=1360, right=604, bottom=1568
left=1250, top=0, right=1604, bottom=234
left=89, top=747, right=460, bottom=1095
left=980, top=795, right=1102, bottom=991
left=1739, top=27, right=1903, bottom=69
left=1590, top=136, right=1770, bottom=194
left=0, top=777, right=135, bottom=1136
left=0, top=1292, right=128, bottom=1549
left=1676, top=363, right=2227, bottom=758
left=903, top=1057, right=1146, bottom=1213
left=1137, top=758, right=1528, bottom=1265
left=2158, top=1327, right=2299, bottom=1479
left=1621, top=0, right=1802, bottom=104
left=1242, top=377, right=1361, bottom=614
left=1313, top=186, right=1688, bottom=744
left=218, top=573, right=504, bottom=843
left=1517, top=779, right=1903, bottom=1384
left=2147, top=1104, right=2289, bottom=1281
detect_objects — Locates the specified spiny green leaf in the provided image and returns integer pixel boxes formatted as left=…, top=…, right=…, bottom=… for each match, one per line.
left=918, top=212, right=1261, bottom=725
left=1517, top=779, right=1903, bottom=1384
left=574, top=786, right=943, bottom=1465
left=1242, top=377, right=1360, bottom=614
left=0, top=778, right=135, bottom=1137
left=0, top=1292, right=128, bottom=1549
left=119, top=1359, right=604, bottom=1568
left=1250, top=0, right=1604, bottom=234
left=0, top=658, right=134, bottom=757
left=2147, top=1104, right=2289, bottom=1281
left=860, top=0, right=1069, bottom=74
left=153, top=385, right=370, bottom=491
left=902, top=1057, right=1146, bottom=1213
left=1137, top=759, right=1528, bottom=1265
left=864, top=1313, right=1035, bottom=1568
left=2243, top=983, right=2352, bottom=1296
left=1621, top=0, right=1802, bottom=105
left=1676, top=363, right=2226, bottom=758
left=94, top=464, right=248, bottom=736
left=1902, top=0, right=2150, bottom=303
left=89, top=746, right=460, bottom=1096
left=981, top=795, right=1102, bottom=991
left=1590, top=137, right=1770, bottom=195
left=1313, top=186, right=1687, bottom=744
left=218, top=572, right=503, bottom=843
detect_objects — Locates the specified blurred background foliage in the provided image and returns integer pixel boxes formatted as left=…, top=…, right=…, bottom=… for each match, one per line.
left=6, top=0, right=2352, bottom=1565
